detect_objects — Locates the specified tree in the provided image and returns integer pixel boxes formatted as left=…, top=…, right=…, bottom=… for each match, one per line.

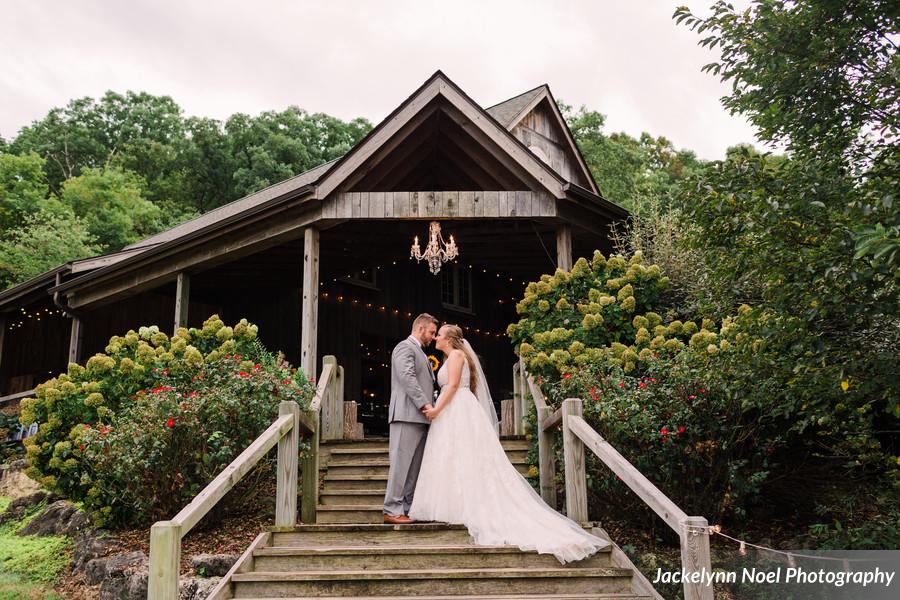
left=0, top=201, right=100, bottom=289
left=225, top=107, right=371, bottom=198
left=562, top=104, right=702, bottom=212
left=60, top=167, right=163, bottom=252
left=0, top=151, right=49, bottom=232
left=675, top=0, right=899, bottom=268
left=11, top=91, right=186, bottom=200
left=672, top=1, right=898, bottom=472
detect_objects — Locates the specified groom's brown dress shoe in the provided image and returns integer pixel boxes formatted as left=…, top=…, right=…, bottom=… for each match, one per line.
left=384, top=514, right=416, bottom=524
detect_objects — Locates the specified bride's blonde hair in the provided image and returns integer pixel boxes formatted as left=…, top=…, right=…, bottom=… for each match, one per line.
left=441, top=324, right=479, bottom=394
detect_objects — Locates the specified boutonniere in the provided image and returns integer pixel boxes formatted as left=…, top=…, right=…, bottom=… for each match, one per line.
left=427, top=355, right=440, bottom=372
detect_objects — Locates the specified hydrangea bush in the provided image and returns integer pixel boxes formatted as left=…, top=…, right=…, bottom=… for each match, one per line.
left=19, top=315, right=314, bottom=527
left=511, top=251, right=897, bottom=522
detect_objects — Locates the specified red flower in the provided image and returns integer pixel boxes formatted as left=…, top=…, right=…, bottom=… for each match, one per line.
left=618, top=382, right=624, bottom=388
left=700, top=388, right=706, bottom=393
left=688, top=395, right=696, bottom=400
left=678, top=425, right=686, bottom=433
left=189, top=391, right=198, bottom=398
left=225, top=354, right=232, bottom=359
left=79, top=444, right=86, bottom=451
left=238, top=372, right=249, bottom=378
left=234, top=354, right=243, bottom=360
left=661, top=436, right=668, bottom=443
left=166, top=418, right=175, bottom=428
left=283, top=379, right=291, bottom=385
left=638, top=382, right=646, bottom=389
left=660, top=427, right=669, bottom=435
left=649, top=378, right=657, bottom=383
left=253, top=364, right=261, bottom=370
left=589, top=386, right=599, bottom=400
left=162, top=369, right=168, bottom=377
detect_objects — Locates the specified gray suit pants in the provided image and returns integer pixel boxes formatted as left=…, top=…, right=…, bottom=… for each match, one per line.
left=383, top=421, right=428, bottom=516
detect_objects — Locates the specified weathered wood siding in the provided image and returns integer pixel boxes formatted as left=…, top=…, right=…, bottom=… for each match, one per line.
left=511, top=101, right=591, bottom=189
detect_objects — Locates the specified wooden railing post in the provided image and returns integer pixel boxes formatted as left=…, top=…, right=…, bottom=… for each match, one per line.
left=561, top=398, right=588, bottom=523
left=275, top=400, right=299, bottom=527
left=512, top=362, right=523, bottom=435
left=321, top=356, right=343, bottom=441
left=536, top=404, right=557, bottom=508
left=680, top=516, right=714, bottom=600
left=148, top=521, right=181, bottom=600
left=299, top=410, right=320, bottom=524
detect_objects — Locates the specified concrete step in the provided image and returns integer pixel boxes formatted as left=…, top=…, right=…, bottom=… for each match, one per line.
left=320, top=490, right=386, bottom=506
left=231, top=567, right=634, bottom=597
left=253, top=544, right=612, bottom=571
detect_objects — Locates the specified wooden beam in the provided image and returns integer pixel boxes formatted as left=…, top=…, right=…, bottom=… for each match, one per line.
left=437, top=83, right=565, bottom=197
left=557, top=225, right=572, bottom=271
left=338, top=102, right=441, bottom=193
left=351, top=110, right=440, bottom=191
left=561, top=398, right=588, bottom=523
left=0, top=315, right=5, bottom=395
left=68, top=317, right=83, bottom=365
left=301, top=228, right=320, bottom=377
left=173, top=272, right=190, bottom=334
left=541, top=406, right=563, bottom=432
left=438, top=112, right=531, bottom=191
left=323, top=191, right=554, bottom=220
left=66, top=204, right=321, bottom=309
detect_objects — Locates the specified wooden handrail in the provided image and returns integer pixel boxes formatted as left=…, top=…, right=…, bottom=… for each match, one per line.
left=567, top=414, right=688, bottom=532
left=309, top=362, right=335, bottom=413
left=0, top=389, right=35, bottom=406
left=147, top=353, right=343, bottom=599
left=540, top=406, right=562, bottom=432
left=171, top=412, right=295, bottom=536
left=522, top=367, right=712, bottom=600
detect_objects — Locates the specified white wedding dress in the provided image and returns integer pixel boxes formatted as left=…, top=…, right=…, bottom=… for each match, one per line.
left=407, top=357, right=610, bottom=564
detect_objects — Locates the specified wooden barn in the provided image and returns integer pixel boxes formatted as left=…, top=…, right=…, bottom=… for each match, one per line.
left=0, top=71, right=627, bottom=436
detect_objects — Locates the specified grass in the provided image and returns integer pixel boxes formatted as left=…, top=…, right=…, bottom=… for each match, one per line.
left=0, top=496, right=72, bottom=599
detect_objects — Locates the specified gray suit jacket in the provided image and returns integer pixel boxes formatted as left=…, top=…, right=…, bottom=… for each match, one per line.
left=388, top=336, right=435, bottom=424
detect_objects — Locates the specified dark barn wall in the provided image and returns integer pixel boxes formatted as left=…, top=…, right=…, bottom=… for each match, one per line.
left=0, top=301, right=70, bottom=394
left=317, top=258, right=520, bottom=436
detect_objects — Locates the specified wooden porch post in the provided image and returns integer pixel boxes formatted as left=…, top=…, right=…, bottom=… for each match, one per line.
left=68, top=317, right=83, bottom=365
left=556, top=225, right=572, bottom=271
left=301, top=228, right=320, bottom=378
left=173, top=272, right=190, bottom=334
left=0, top=315, right=6, bottom=394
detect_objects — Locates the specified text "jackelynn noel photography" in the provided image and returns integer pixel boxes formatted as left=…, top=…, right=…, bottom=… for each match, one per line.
left=653, top=567, right=896, bottom=588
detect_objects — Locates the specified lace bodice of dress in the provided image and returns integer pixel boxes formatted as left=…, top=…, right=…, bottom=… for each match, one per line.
left=437, top=356, right=471, bottom=389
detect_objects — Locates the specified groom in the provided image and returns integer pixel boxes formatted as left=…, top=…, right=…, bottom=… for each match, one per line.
left=383, top=313, right=439, bottom=524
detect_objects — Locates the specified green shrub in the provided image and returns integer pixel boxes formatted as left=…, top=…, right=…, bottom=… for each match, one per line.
left=19, top=315, right=314, bottom=527
left=509, top=251, right=898, bottom=523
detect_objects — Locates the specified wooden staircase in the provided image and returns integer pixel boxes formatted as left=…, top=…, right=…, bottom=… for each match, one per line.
left=209, top=438, right=661, bottom=599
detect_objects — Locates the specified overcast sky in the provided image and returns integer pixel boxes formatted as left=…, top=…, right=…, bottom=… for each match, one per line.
left=1, top=0, right=760, bottom=159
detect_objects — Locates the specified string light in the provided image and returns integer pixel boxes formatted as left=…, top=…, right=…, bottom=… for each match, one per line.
left=710, top=526, right=874, bottom=565
left=5, top=307, right=66, bottom=330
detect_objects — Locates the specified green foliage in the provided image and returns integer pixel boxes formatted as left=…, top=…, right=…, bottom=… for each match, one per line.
left=807, top=508, right=900, bottom=550
left=0, top=151, right=48, bottom=232
left=0, top=498, right=71, bottom=590
left=59, top=166, right=163, bottom=252
left=225, top=107, right=371, bottom=198
left=561, top=103, right=703, bottom=212
left=10, top=91, right=373, bottom=216
left=0, top=202, right=100, bottom=288
left=511, top=252, right=898, bottom=522
left=19, top=315, right=315, bottom=527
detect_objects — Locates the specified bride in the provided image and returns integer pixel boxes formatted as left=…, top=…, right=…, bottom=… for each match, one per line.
left=407, top=324, right=610, bottom=564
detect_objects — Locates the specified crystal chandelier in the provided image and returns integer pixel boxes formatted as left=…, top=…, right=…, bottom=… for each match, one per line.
left=410, top=221, right=459, bottom=275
